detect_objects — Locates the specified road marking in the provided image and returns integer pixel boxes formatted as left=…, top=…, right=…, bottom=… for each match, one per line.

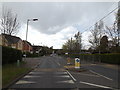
left=29, top=72, right=44, bottom=74
left=57, top=80, right=74, bottom=84
left=54, top=72, right=67, bottom=74
left=89, top=70, right=113, bottom=81
left=91, top=64, right=96, bottom=65
left=55, top=75, right=70, bottom=78
left=80, top=81, right=112, bottom=89
left=72, top=73, right=100, bottom=77
left=53, top=59, right=61, bottom=66
left=57, top=62, right=61, bottom=66
left=66, top=70, right=77, bottom=82
left=16, top=80, right=36, bottom=84
left=23, top=75, right=41, bottom=78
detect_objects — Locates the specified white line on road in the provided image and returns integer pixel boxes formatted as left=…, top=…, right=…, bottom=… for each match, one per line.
left=55, top=75, right=70, bottom=78
left=66, top=70, right=77, bottom=82
left=80, top=81, right=113, bottom=89
left=57, top=62, right=61, bottom=66
left=53, top=59, right=61, bottom=66
left=72, top=73, right=100, bottom=77
left=57, top=80, right=74, bottom=84
left=89, top=70, right=113, bottom=81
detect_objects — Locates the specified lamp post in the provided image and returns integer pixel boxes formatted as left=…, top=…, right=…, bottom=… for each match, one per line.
left=24, top=18, right=38, bottom=58
left=26, top=19, right=38, bottom=41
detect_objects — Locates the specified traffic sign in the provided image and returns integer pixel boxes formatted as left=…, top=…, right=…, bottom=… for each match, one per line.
left=75, top=58, right=80, bottom=69
left=67, top=57, right=71, bottom=65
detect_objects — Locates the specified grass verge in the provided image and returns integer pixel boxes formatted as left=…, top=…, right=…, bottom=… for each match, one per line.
left=2, top=61, right=31, bottom=87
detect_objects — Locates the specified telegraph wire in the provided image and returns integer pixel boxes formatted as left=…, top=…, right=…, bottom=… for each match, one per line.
left=80, top=5, right=119, bottom=34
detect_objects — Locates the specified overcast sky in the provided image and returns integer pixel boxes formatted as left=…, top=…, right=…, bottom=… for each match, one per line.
left=1, top=2, right=118, bottom=49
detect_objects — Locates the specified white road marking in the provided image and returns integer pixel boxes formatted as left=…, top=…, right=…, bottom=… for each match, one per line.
left=80, top=81, right=112, bottom=89
left=72, top=73, right=100, bottom=77
left=91, top=64, right=96, bottom=65
left=16, top=80, right=36, bottom=84
left=57, top=80, right=74, bottom=84
left=55, top=72, right=67, bottom=74
left=66, top=70, right=77, bottom=82
left=55, top=75, right=70, bottom=78
left=53, top=60, right=61, bottom=66
left=23, top=75, right=41, bottom=78
left=89, top=70, right=113, bottom=81
left=29, top=72, right=44, bottom=74
left=57, top=62, right=61, bottom=66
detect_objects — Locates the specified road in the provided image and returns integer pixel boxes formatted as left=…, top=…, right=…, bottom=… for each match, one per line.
left=9, top=55, right=119, bottom=89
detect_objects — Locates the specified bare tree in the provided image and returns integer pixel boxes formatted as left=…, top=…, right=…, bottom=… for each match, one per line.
left=74, top=31, right=82, bottom=53
left=89, top=23, right=100, bottom=50
left=117, top=8, right=120, bottom=46
left=118, top=4, right=120, bottom=46
left=0, top=7, right=20, bottom=35
left=105, top=13, right=119, bottom=47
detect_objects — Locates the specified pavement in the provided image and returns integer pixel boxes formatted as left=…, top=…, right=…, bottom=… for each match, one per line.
left=8, top=55, right=119, bottom=89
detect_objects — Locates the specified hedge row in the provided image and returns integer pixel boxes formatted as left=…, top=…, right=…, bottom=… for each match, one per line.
left=2, top=46, right=22, bottom=65
left=67, top=53, right=120, bottom=65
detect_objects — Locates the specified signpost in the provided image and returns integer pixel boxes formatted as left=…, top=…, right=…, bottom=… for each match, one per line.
left=17, top=60, right=20, bottom=67
left=75, top=58, right=80, bottom=69
left=67, top=57, right=71, bottom=65
left=23, top=54, right=26, bottom=61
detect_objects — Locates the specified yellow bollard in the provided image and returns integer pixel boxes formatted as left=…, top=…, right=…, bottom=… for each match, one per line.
left=67, top=57, right=71, bottom=65
left=75, top=58, right=80, bottom=69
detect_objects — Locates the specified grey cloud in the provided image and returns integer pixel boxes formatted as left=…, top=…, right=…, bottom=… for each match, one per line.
left=2, top=2, right=117, bottom=35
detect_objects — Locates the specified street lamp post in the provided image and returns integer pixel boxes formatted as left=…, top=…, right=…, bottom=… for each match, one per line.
left=24, top=18, right=38, bottom=58
left=26, top=19, right=38, bottom=41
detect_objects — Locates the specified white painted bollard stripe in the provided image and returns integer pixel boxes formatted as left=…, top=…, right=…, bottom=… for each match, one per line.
left=89, top=70, right=113, bottom=81
left=80, top=81, right=112, bottom=89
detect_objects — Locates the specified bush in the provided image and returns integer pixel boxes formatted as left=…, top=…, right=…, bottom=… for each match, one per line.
left=2, top=46, right=22, bottom=65
left=67, top=53, right=120, bottom=65
left=100, top=53, right=120, bottom=64
left=80, top=53, right=120, bottom=65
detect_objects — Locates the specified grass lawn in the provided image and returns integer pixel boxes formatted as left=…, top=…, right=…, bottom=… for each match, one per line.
left=2, top=61, right=31, bottom=87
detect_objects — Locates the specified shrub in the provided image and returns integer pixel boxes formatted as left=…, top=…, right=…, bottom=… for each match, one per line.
left=67, top=53, right=120, bottom=65
left=80, top=53, right=120, bottom=65
left=2, top=46, right=22, bottom=65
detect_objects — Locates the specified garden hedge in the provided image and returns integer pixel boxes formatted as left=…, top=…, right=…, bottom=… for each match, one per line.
left=67, top=53, right=120, bottom=65
left=2, top=46, right=22, bottom=65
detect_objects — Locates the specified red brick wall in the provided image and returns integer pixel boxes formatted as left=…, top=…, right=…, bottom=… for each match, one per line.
left=23, top=41, right=32, bottom=52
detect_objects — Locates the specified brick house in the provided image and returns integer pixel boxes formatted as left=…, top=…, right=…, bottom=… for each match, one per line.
left=22, top=40, right=33, bottom=53
left=32, top=45, right=42, bottom=54
left=0, top=34, right=23, bottom=51
left=0, top=34, right=8, bottom=46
